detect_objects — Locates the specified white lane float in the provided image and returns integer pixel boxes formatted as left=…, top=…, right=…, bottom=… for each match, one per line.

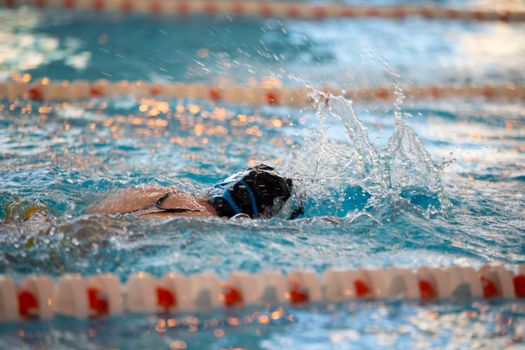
left=0, top=265, right=524, bottom=322
left=383, top=268, right=420, bottom=300
left=447, top=266, right=472, bottom=299
left=0, top=276, right=19, bottom=321
left=323, top=269, right=356, bottom=302
left=184, top=273, right=222, bottom=311
left=458, top=267, right=483, bottom=299
left=54, top=274, right=90, bottom=318
left=255, top=271, right=288, bottom=306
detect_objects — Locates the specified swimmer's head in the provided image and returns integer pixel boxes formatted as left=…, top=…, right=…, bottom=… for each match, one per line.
left=208, top=164, right=303, bottom=219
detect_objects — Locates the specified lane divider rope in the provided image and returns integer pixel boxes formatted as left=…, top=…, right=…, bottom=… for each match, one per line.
left=1, top=265, right=524, bottom=321
left=2, top=0, right=525, bottom=22
left=1, top=80, right=524, bottom=107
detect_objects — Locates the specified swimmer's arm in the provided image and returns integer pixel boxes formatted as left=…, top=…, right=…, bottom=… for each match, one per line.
left=87, top=186, right=171, bottom=215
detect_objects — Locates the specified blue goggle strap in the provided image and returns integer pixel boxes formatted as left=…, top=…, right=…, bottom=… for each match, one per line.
left=239, top=180, right=259, bottom=217
left=211, top=180, right=259, bottom=217
left=211, top=184, right=241, bottom=215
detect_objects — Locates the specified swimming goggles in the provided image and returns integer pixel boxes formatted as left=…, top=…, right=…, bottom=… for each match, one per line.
left=210, top=179, right=259, bottom=217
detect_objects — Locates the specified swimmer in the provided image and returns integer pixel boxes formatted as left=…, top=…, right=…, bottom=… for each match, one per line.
left=91, top=164, right=303, bottom=220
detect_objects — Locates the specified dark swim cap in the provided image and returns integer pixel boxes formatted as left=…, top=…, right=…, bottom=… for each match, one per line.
left=208, top=164, right=302, bottom=219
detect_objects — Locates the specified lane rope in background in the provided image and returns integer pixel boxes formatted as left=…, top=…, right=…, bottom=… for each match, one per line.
left=1, top=80, right=524, bottom=106
left=1, top=265, right=524, bottom=321
left=2, top=0, right=525, bottom=22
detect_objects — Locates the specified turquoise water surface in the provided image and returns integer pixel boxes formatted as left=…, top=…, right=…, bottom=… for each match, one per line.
left=0, top=3, right=524, bottom=349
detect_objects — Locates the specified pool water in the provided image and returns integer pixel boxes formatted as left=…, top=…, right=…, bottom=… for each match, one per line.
left=1, top=3, right=525, bottom=349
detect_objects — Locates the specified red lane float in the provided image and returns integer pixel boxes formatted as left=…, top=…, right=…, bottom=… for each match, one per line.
left=0, top=265, right=524, bottom=322
left=223, top=285, right=243, bottom=307
left=416, top=268, right=439, bottom=301
left=513, top=276, right=525, bottom=296
left=3, top=0, right=525, bottom=22
left=514, top=265, right=525, bottom=298
left=223, top=272, right=259, bottom=307
left=17, top=276, right=53, bottom=319
left=288, top=271, right=322, bottom=304
left=87, top=288, right=108, bottom=315
left=86, top=274, right=123, bottom=317
left=1, top=80, right=525, bottom=107
left=353, top=270, right=375, bottom=298
left=18, top=290, right=38, bottom=318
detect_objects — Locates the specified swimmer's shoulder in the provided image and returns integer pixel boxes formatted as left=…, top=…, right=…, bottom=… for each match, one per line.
left=87, top=186, right=173, bottom=215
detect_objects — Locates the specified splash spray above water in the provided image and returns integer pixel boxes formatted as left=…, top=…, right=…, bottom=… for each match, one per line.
left=286, top=85, right=448, bottom=220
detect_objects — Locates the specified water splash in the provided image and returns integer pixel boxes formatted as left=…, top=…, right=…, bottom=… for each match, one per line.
left=385, top=119, right=441, bottom=192
left=286, top=89, right=449, bottom=220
